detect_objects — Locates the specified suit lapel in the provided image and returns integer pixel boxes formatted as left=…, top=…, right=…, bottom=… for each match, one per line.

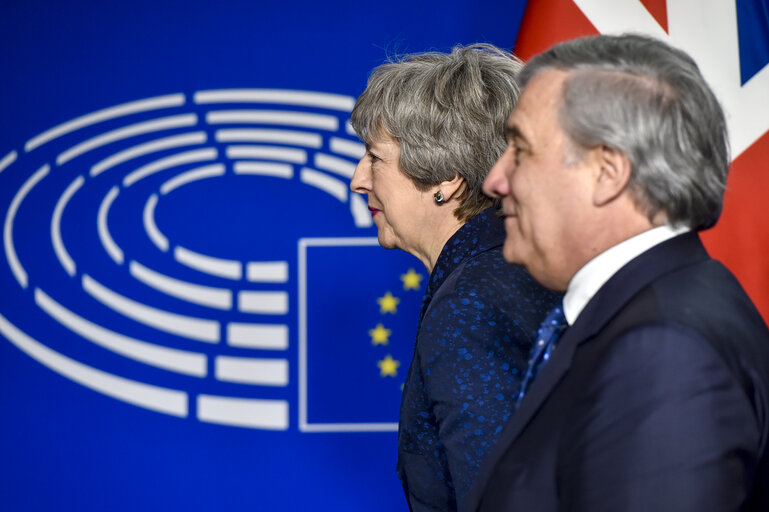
left=469, top=232, right=711, bottom=509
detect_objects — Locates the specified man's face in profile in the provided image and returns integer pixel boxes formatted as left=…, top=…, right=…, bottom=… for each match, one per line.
left=483, top=69, right=596, bottom=292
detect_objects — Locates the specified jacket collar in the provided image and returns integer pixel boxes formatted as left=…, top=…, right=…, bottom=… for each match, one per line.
left=419, top=208, right=504, bottom=321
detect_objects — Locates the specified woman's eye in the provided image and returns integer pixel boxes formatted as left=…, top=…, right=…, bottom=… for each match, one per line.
left=368, top=152, right=381, bottom=164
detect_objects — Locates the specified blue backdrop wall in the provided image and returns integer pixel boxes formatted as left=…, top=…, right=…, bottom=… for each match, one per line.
left=0, top=2, right=526, bottom=510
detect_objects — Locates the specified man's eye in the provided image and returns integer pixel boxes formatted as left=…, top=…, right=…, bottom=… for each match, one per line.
left=512, top=145, right=523, bottom=165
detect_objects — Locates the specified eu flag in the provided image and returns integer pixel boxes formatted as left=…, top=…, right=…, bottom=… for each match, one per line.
left=300, top=238, right=423, bottom=431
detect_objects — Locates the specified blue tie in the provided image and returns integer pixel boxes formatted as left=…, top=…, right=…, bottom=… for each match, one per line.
left=515, top=304, right=568, bottom=409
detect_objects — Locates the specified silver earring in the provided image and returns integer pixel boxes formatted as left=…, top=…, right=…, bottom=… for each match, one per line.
left=433, top=190, right=445, bottom=204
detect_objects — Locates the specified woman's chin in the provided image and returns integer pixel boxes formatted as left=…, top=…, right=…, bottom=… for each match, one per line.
left=376, top=231, right=401, bottom=251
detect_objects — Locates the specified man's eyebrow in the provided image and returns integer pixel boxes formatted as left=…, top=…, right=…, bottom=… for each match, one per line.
left=505, top=124, right=528, bottom=145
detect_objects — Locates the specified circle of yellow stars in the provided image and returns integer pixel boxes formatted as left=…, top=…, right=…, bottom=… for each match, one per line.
left=371, top=268, right=424, bottom=378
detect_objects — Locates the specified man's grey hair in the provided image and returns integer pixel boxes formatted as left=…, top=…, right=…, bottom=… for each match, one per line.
left=350, top=43, right=524, bottom=221
left=520, top=34, right=729, bottom=230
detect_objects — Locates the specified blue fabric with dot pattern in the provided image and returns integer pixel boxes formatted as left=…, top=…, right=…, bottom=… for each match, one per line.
left=397, top=208, right=562, bottom=512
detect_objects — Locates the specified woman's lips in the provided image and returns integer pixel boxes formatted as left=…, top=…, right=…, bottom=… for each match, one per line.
left=368, top=206, right=380, bottom=217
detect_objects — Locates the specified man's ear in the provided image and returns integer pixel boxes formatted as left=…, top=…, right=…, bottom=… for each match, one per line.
left=593, top=145, right=632, bottom=206
left=436, top=175, right=466, bottom=202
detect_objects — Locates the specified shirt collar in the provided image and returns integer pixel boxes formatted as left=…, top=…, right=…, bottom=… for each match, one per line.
left=563, top=224, right=690, bottom=325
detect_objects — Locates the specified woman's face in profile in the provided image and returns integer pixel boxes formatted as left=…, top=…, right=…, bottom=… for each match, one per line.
left=350, top=134, right=436, bottom=257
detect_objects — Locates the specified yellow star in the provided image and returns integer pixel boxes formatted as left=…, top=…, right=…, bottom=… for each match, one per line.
left=377, top=291, right=400, bottom=314
left=377, top=354, right=400, bottom=377
left=400, top=268, right=423, bottom=291
left=368, top=323, right=391, bottom=345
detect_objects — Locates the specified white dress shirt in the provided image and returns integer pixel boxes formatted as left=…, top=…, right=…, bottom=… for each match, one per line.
left=563, top=225, right=690, bottom=326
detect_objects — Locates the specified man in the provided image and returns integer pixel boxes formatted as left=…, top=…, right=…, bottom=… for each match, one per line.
left=472, top=34, right=769, bottom=511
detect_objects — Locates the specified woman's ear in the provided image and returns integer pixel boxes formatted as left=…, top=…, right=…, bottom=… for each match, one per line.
left=436, top=175, right=466, bottom=202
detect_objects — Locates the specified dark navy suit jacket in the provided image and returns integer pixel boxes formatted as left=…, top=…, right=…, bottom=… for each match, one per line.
left=469, top=232, right=769, bottom=511
left=397, top=208, right=561, bottom=511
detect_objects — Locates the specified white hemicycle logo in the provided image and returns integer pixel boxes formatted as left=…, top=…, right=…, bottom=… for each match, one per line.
left=0, top=89, right=368, bottom=430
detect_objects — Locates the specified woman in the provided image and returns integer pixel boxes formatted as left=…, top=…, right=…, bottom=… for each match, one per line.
left=350, top=44, right=561, bottom=511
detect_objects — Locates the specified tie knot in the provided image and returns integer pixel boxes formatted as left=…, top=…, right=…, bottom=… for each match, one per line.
left=534, top=305, right=567, bottom=353
left=541, top=305, right=567, bottom=332
left=515, top=304, right=568, bottom=409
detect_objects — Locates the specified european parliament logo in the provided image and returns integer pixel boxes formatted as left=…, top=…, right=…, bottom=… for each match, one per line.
left=0, top=89, right=422, bottom=432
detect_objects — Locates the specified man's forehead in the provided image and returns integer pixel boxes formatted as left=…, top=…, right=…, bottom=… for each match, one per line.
left=508, top=69, right=569, bottom=136
left=522, top=69, right=569, bottom=109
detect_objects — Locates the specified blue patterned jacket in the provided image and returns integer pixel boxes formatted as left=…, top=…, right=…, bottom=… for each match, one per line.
left=397, top=207, right=561, bottom=511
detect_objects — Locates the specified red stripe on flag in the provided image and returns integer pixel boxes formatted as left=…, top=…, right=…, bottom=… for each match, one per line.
left=514, top=0, right=599, bottom=60
left=639, top=0, right=669, bottom=33
left=701, top=131, right=769, bottom=324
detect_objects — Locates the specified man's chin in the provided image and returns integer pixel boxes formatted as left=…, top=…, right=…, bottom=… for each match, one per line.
left=502, top=242, right=523, bottom=266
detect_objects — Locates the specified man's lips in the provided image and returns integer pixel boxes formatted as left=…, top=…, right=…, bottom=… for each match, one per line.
left=368, top=206, right=381, bottom=217
left=501, top=200, right=516, bottom=218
